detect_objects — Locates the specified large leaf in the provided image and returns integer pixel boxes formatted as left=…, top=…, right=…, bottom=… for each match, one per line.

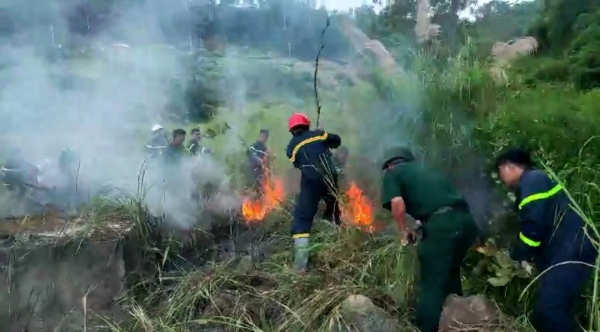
left=487, top=275, right=512, bottom=287
left=493, top=250, right=515, bottom=269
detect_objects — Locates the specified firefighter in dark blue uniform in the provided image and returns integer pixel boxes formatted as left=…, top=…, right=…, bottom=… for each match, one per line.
left=495, top=148, right=598, bottom=332
left=286, top=113, right=342, bottom=273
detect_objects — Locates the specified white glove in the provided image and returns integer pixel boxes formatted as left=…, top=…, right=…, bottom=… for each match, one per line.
left=521, top=261, right=533, bottom=275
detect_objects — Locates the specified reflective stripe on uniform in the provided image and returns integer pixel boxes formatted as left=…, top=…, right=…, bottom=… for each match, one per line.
left=289, top=133, right=328, bottom=162
left=517, top=183, right=563, bottom=247
left=1, top=167, right=22, bottom=172
left=249, top=146, right=268, bottom=156
left=293, top=233, right=310, bottom=239
left=518, top=184, right=563, bottom=210
left=519, top=232, right=541, bottom=247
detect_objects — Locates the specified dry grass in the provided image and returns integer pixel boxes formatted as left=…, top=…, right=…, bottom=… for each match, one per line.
left=90, top=196, right=533, bottom=332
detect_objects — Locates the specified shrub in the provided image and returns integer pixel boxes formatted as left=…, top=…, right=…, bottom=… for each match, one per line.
left=526, top=58, right=570, bottom=83
left=568, top=10, right=600, bottom=90
left=476, top=84, right=600, bottom=217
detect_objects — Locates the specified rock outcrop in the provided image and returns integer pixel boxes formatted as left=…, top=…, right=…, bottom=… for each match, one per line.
left=334, top=294, right=401, bottom=332
left=492, top=37, right=539, bottom=64
left=439, top=294, right=503, bottom=332
left=490, top=36, right=539, bottom=85
left=415, top=0, right=442, bottom=43
left=339, top=17, right=397, bottom=71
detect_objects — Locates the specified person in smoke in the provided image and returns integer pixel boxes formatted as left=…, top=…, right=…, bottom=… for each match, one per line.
left=1, top=148, right=43, bottom=196
left=187, top=128, right=211, bottom=156
left=145, top=124, right=168, bottom=154
left=495, top=147, right=598, bottom=332
left=379, top=146, right=478, bottom=332
left=246, top=129, right=271, bottom=194
left=286, top=113, right=342, bottom=274
left=163, top=128, right=187, bottom=166
left=54, top=149, right=79, bottom=207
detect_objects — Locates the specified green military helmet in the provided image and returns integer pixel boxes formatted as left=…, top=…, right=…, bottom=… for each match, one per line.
left=380, top=146, right=415, bottom=169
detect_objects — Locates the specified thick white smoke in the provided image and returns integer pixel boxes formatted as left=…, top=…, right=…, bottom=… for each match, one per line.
left=0, top=0, right=239, bottom=228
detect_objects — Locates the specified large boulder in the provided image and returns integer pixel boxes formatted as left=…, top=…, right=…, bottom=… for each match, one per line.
left=492, top=37, right=539, bottom=64
left=338, top=17, right=397, bottom=72
left=334, top=294, right=401, bottom=332
left=439, top=295, right=502, bottom=332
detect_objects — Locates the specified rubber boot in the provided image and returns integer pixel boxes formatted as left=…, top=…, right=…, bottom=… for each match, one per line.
left=293, top=237, right=310, bottom=274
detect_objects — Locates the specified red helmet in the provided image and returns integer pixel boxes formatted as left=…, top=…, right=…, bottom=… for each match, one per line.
left=288, top=113, right=311, bottom=131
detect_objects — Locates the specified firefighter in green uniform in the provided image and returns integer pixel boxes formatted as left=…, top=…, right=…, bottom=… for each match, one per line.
left=379, top=147, right=478, bottom=332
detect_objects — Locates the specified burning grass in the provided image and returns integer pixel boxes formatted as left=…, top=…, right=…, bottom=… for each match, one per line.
left=241, top=173, right=380, bottom=236
left=241, top=175, right=285, bottom=224
left=340, top=181, right=378, bottom=233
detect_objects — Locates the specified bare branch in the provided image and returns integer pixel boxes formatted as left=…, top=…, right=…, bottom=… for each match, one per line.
left=314, top=16, right=331, bottom=129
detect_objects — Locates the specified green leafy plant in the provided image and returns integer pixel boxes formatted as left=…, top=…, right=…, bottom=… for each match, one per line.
left=474, top=240, right=533, bottom=287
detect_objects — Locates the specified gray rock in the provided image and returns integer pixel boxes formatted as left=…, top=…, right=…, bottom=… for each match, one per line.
left=334, top=294, right=401, bottom=332
left=439, top=295, right=502, bottom=332
left=237, top=254, right=253, bottom=273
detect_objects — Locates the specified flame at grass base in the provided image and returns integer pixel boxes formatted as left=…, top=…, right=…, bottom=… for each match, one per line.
left=241, top=176, right=285, bottom=224
left=341, top=181, right=376, bottom=232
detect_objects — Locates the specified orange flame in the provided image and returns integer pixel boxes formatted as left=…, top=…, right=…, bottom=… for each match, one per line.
left=341, top=181, right=376, bottom=232
left=241, top=164, right=285, bottom=224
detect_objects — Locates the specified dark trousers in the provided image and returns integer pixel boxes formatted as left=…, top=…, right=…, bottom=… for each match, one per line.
left=246, top=165, right=265, bottom=194
left=533, top=240, right=597, bottom=332
left=291, top=177, right=341, bottom=237
left=251, top=166, right=264, bottom=192
left=415, top=210, right=478, bottom=332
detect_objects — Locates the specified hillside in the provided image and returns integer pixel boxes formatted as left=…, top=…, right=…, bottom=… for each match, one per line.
left=1, top=0, right=600, bottom=331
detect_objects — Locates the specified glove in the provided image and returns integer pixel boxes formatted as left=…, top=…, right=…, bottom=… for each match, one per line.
left=521, top=261, right=534, bottom=276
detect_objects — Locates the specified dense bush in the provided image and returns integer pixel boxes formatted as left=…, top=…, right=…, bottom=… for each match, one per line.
left=530, top=0, right=599, bottom=56
left=530, top=58, right=570, bottom=83
left=568, top=10, right=600, bottom=90
left=477, top=84, right=600, bottom=213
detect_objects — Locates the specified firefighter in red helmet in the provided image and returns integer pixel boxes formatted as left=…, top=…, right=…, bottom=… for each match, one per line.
left=286, top=112, right=342, bottom=273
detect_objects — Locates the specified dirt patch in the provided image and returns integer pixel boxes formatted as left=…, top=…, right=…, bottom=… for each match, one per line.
left=0, top=238, right=130, bottom=331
